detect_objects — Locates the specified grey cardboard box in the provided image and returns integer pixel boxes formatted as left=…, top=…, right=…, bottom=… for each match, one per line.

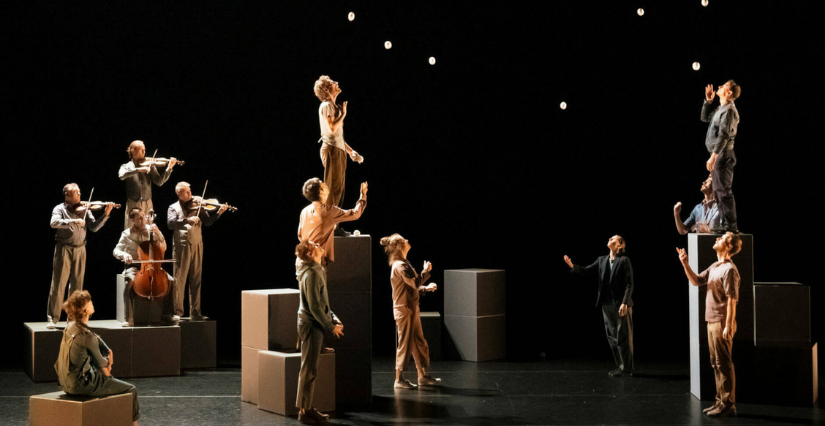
left=241, top=289, right=300, bottom=351
left=257, top=350, right=335, bottom=416
left=444, top=269, right=506, bottom=317
left=29, top=391, right=133, bottom=426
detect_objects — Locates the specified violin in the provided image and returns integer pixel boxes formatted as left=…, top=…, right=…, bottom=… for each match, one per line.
left=132, top=210, right=172, bottom=300
left=72, top=201, right=122, bottom=214
left=139, top=157, right=184, bottom=167
left=189, top=196, right=238, bottom=213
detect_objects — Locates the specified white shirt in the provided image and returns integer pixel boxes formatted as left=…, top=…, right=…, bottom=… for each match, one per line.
left=318, top=102, right=345, bottom=150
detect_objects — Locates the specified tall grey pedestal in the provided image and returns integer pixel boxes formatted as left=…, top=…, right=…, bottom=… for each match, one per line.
left=325, top=236, right=372, bottom=406
left=444, top=269, right=506, bottom=362
left=687, top=233, right=753, bottom=400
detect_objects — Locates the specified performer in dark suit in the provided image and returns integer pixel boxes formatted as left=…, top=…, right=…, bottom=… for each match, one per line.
left=564, top=235, right=635, bottom=377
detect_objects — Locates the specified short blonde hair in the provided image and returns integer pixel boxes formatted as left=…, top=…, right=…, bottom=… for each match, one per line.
left=127, top=140, right=144, bottom=159
left=175, top=181, right=191, bottom=195
left=63, top=183, right=79, bottom=196
left=313, top=75, right=334, bottom=101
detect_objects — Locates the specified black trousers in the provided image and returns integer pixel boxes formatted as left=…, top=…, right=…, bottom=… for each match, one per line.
left=602, top=300, right=634, bottom=372
left=712, top=149, right=737, bottom=229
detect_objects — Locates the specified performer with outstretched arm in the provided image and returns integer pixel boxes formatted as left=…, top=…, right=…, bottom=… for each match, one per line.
left=313, top=75, right=363, bottom=235
left=118, top=140, right=177, bottom=229
left=295, top=239, right=343, bottom=425
left=701, top=81, right=741, bottom=233
left=674, top=175, right=721, bottom=234
left=297, top=178, right=367, bottom=266
left=380, top=233, right=440, bottom=389
left=563, top=235, right=634, bottom=377
left=676, top=232, right=741, bottom=418
left=55, top=290, right=140, bottom=425
left=47, top=183, right=113, bottom=329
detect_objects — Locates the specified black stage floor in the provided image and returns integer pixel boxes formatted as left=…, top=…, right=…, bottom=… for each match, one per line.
left=3, top=358, right=822, bottom=425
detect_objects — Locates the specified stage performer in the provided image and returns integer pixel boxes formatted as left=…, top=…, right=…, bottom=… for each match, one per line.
left=55, top=290, right=140, bottom=425
left=677, top=232, right=741, bottom=417
left=701, top=80, right=740, bottom=233
left=118, top=140, right=178, bottom=229
left=297, top=178, right=367, bottom=266
left=113, top=208, right=175, bottom=327
left=167, top=182, right=227, bottom=321
left=674, top=175, right=721, bottom=234
left=314, top=75, right=363, bottom=235
left=380, top=233, right=440, bottom=389
left=563, top=235, right=635, bottom=377
left=295, top=239, right=343, bottom=425
left=47, top=184, right=113, bottom=329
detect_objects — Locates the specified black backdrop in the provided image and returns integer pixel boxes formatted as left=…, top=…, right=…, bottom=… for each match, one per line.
left=5, top=1, right=824, bottom=371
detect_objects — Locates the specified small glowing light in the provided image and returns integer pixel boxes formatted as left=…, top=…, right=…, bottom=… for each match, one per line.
left=348, top=12, right=355, bottom=21
left=353, top=230, right=361, bottom=237
left=560, top=102, right=567, bottom=110
left=701, top=0, right=709, bottom=6
left=384, top=41, right=392, bottom=50
left=692, top=62, right=701, bottom=71
left=637, top=8, right=644, bottom=16
left=429, top=57, right=436, bottom=65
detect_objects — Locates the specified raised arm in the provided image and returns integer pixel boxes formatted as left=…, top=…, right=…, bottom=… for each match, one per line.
left=50, top=205, right=76, bottom=229
left=331, top=182, right=368, bottom=224
left=674, top=202, right=690, bottom=235
left=86, top=210, right=109, bottom=233
left=676, top=247, right=706, bottom=286
left=566, top=255, right=599, bottom=276
left=150, top=164, right=173, bottom=186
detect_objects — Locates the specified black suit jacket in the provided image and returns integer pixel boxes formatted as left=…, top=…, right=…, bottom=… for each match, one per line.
left=571, top=255, right=634, bottom=307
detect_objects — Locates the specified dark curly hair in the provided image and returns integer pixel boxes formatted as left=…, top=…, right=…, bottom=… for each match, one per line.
left=302, top=178, right=323, bottom=202
left=63, top=290, right=92, bottom=321
left=295, top=239, right=315, bottom=262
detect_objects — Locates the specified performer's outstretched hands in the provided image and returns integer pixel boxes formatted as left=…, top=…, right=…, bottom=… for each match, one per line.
left=423, top=261, right=432, bottom=273
left=705, top=84, right=715, bottom=102
left=360, top=182, right=368, bottom=197
left=342, top=101, right=348, bottom=118
left=563, top=255, right=574, bottom=268
left=674, top=202, right=682, bottom=214
left=676, top=247, right=688, bottom=265
left=425, top=283, right=438, bottom=292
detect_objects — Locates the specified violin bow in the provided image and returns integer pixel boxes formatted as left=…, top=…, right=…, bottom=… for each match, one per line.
left=196, top=180, right=209, bottom=220
left=81, top=187, right=94, bottom=226
left=150, top=149, right=158, bottom=168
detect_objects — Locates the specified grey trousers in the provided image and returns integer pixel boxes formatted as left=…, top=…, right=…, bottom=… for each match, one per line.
left=47, top=244, right=86, bottom=322
left=602, top=300, right=634, bottom=372
left=296, top=317, right=325, bottom=409
left=173, top=241, right=203, bottom=317
left=124, top=199, right=153, bottom=229
left=69, top=373, right=140, bottom=422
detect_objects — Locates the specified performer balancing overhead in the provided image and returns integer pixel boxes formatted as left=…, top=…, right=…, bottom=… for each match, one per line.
left=380, top=234, right=441, bottom=389
left=676, top=232, right=742, bottom=418
left=295, top=239, right=343, bottom=425
left=701, top=81, right=741, bottom=233
left=564, top=235, right=635, bottom=377
left=47, top=184, right=113, bottom=329
left=313, top=76, right=364, bottom=235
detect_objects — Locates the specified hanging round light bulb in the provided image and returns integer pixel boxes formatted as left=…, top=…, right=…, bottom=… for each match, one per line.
left=693, top=62, right=701, bottom=71
left=560, top=102, right=568, bottom=110
left=429, top=57, right=436, bottom=65
left=348, top=12, right=355, bottom=21
left=702, top=0, right=709, bottom=6
left=384, top=41, right=392, bottom=50
left=637, top=8, right=645, bottom=16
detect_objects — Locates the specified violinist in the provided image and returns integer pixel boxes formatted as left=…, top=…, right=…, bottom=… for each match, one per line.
left=47, top=184, right=113, bottom=329
left=167, top=182, right=228, bottom=321
left=113, top=208, right=175, bottom=327
left=118, top=140, right=178, bottom=229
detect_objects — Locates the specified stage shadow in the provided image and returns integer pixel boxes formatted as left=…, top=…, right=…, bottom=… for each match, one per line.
left=416, top=385, right=503, bottom=397
left=330, top=395, right=527, bottom=425
left=630, top=372, right=689, bottom=381
left=735, top=413, right=824, bottom=425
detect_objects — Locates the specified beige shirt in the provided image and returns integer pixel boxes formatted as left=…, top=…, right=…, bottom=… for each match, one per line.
left=318, top=102, right=345, bottom=150
left=696, top=259, right=740, bottom=323
left=297, top=196, right=366, bottom=263
left=390, top=260, right=431, bottom=311
left=113, top=225, right=167, bottom=261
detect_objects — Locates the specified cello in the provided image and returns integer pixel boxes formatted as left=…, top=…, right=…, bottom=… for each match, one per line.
left=131, top=209, right=174, bottom=300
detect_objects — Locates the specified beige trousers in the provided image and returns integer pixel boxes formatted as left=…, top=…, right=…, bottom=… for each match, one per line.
left=47, top=244, right=86, bottom=322
left=173, top=240, right=204, bottom=317
left=320, top=144, right=347, bottom=208
left=394, top=306, right=430, bottom=371
left=707, top=321, right=735, bottom=406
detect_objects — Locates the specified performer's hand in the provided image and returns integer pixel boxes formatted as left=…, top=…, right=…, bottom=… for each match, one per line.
left=188, top=217, right=201, bottom=225
left=218, top=204, right=228, bottom=215
left=706, top=153, right=717, bottom=172
left=137, top=166, right=151, bottom=174
left=169, top=157, right=178, bottom=169
left=423, top=261, right=432, bottom=273
left=723, top=325, right=736, bottom=340
left=676, top=247, right=688, bottom=264
left=108, top=350, right=114, bottom=366
left=360, top=181, right=368, bottom=197
left=426, top=283, right=438, bottom=292
left=705, top=84, right=715, bottom=102
left=104, top=203, right=114, bottom=217
left=342, top=101, right=348, bottom=117
left=333, top=324, right=345, bottom=338
left=563, top=255, right=574, bottom=269
left=674, top=202, right=682, bottom=215
left=123, top=254, right=133, bottom=264
left=619, top=304, right=628, bottom=317
left=101, top=366, right=112, bottom=377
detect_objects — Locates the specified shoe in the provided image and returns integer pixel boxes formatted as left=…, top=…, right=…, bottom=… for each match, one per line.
left=321, top=347, right=335, bottom=354
left=608, top=368, right=622, bottom=377
left=190, top=315, right=208, bottom=321
left=703, top=401, right=721, bottom=414
left=121, top=321, right=132, bottom=327
left=298, top=407, right=329, bottom=424
left=706, top=403, right=736, bottom=417
left=46, top=321, right=56, bottom=330
left=394, top=379, right=418, bottom=389
left=334, top=226, right=351, bottom=237
left=418, top=375, right=442, bottom=386
left=172, top=315, right=181, bottom=321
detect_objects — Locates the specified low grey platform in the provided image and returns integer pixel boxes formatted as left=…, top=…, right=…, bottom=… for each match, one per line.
left=420, top=311, right=442, bottom=361
left=116, top=273, right=167, bottom=325
left=257, top=350, right=335, bottom=416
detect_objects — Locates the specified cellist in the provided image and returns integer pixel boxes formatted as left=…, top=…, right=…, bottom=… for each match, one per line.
left=167, top=182, right=228, bottom=321
left=118, top=140, right=178, bottom=229
left=113, top=208, right=176, bottom=327
left=46, top=184, right=114, bottom=329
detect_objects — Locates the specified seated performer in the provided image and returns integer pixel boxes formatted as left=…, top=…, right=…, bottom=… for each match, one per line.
left=677, top=232, right=742, bottom=418
left=118, top=140, right=177, bottom=229
left=379, top=234, right=440, bottom=389
left=314, top=75, right=364, bottom=235
left=47, top=183, right=113, bottom=329
left=113, top=208, right=175, bottom=327
left=297, top=178, right=367, bottom=266
left=295, top=239, right=343, bottom=425
left=55, top=290, right=140, bottom=425
left=563, top=235, right=635, bottom=377
left=674, top=175, right=722, bottom=234
left=167, top=182, right=228, bottom=321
